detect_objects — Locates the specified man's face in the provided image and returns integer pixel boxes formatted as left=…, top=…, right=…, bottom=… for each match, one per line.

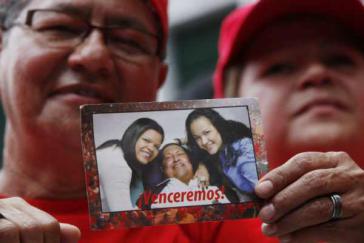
left=162, top=145, right=194, bottom=184
left=237, top=18, right=364, bottom=166
left=0, top=0, right=167, bottom=149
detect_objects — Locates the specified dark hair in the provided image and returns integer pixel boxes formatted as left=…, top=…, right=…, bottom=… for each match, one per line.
left=97, top=117, right=164, bottom=174
left=160, top=142, right=199, bottom=174
left=97, top=118, right=164, bottom=192
left=185, top=108, right=252, bottom=160
left=0, top=0, right=28, bottom=29
left=185, top=108, right=251, bottom=203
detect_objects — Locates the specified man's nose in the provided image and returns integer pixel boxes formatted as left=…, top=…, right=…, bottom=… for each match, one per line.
left=67, top=30, right=114, bottom=76
left=297, top=63, right=333, bottom=89
left=172, top=154, right=180, bottom=162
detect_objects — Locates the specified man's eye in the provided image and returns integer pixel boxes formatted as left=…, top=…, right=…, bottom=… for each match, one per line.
left=326, top=55, right=354, bottom=68
left=111, top=37, right=150, bottom=55
left=37, top=24, right=83, bottom=36
left=263, top=63, right=294, bottom=76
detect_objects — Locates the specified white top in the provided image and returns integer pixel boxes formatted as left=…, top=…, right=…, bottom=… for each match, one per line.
left=96, top=144, right=135, bottom=212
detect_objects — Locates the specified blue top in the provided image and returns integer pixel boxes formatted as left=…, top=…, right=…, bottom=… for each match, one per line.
left=219, top=137, right=258, bottom=194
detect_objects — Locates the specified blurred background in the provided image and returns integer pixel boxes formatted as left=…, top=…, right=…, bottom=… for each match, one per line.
left=158, top=0, right=254, bottom=101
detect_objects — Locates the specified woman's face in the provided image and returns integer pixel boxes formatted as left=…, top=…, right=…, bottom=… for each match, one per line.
left=190, top=116, right=223, bottom=155
left=135, top=129, right=163, bottom=164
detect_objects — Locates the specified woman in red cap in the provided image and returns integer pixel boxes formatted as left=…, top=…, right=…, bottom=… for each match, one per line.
left=213, top=0, right=364, bottom=242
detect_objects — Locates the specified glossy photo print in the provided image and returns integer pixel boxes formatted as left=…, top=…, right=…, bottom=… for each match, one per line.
left=81, top=98, right=268, bottom=229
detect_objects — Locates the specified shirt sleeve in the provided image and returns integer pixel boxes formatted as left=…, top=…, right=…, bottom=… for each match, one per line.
left=236, top=138, right=259, bottom=193
left=96, top=146, right=134, bottom=212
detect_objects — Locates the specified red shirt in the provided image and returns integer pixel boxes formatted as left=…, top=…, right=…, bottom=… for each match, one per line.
left=0, top=195, right=278, bottom=243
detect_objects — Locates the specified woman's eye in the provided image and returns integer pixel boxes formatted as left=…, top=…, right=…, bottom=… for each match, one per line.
left=203, top=130, right=210, bottom=135
left=263, top=63, right=294, bottom=76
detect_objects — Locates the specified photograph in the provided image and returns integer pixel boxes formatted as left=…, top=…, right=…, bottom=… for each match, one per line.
left=81, top=98, right=268, bottom=229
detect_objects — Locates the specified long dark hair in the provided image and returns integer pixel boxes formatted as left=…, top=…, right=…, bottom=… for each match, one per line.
left=97, top=118, right=164, bottom=186
left=185, top=108, right=252, bottom=202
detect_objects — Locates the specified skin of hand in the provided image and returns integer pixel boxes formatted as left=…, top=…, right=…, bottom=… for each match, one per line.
left=255, top=152, right=364, bottom=243
left=0, top=197, right=80, bottom=243
left=194, top=163, right=210, bottom=189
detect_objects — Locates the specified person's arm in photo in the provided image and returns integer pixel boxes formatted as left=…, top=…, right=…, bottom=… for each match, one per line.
left=194, top=163, right=210, bottom=189
left=96, top=145, right=133, bottom=212
left=236, top=137, right=259, bottom=193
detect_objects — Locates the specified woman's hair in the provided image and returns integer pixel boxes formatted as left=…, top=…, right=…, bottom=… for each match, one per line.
left=121, top=118, right=164, bottom=171
left=185, top=108, right=251, bottom=158
left=185, top=108, right=252, bottom=202
left=97, top=117, right=164, bottom=173
left=0, top=0, right=28, bottom=29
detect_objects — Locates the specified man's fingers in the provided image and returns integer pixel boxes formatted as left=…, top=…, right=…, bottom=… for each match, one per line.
left=259, top=168, right=349, bottom=223
left=60, top=223, right=81, bottom=243
left=0, top=218, right=20, bottom=242
left=0, top=197, right=80, bottom=243
left=255, top=152, right=339, bottom=199
left=8, top=197, right=62, bottom=243
left=261, top=196, right=334, bottom=236
left=0, top=198, right=44, bottom=243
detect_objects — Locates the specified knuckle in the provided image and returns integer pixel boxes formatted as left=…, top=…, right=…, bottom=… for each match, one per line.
left=302, top=170, right=328, bottom=193
left=20, top=221, right=42, bottom=236
left=273, top=191, right=291, bottom=209
left=327, top=151, right=350, bottom=165
left=42, top=219, right=61, bottom=238
left=0, top=220, right=20, bottom=242
left=293, top=152, right=322, bottom=171
left=274, top=169, right=288, bottom=188
left=310, top=197, right=332, bottom=221
left=296, top=156, right=314, bottom=171
left=5, top=197, right=27, bottom=206
left=42, top=217, right=60, bottom=235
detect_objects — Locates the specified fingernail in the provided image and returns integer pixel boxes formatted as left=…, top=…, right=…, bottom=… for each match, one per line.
left=261, top=223, right=277, bottom=236
left=279, top=234, right=292, bottom=243
left=255, top=180, right=273, bottom=197
left=259, top=203, right=275, bottom=221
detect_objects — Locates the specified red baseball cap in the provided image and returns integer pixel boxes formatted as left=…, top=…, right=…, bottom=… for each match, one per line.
left=213, top=0, right=364, bottom=98
left=150, top=0, right=169, bottom=58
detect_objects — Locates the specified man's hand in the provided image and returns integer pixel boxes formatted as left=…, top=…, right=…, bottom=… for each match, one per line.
left=0, top=197, right=81, bottom=243
left=255, top=152, right=364, bottom=243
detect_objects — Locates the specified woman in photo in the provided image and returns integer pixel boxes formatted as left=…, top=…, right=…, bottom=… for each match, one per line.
left=185, top=108, right=258, bottom=202
left=96, top=118, right=164, bottom=211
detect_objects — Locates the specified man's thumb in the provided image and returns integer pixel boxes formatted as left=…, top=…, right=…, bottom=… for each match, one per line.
left=60, top=223, right=81, bottom=243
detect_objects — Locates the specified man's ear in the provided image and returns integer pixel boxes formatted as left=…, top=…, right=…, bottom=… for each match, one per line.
left=157, top=63, right=168, bottom=89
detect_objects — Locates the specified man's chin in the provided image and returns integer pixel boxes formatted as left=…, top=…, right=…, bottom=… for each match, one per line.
left=288, top=123, right=357, bottom=150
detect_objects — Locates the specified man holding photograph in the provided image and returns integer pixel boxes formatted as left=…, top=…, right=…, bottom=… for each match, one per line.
left=214, top=0, right=364, bottom=242
left=0, top=0, right=190, bottom=242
